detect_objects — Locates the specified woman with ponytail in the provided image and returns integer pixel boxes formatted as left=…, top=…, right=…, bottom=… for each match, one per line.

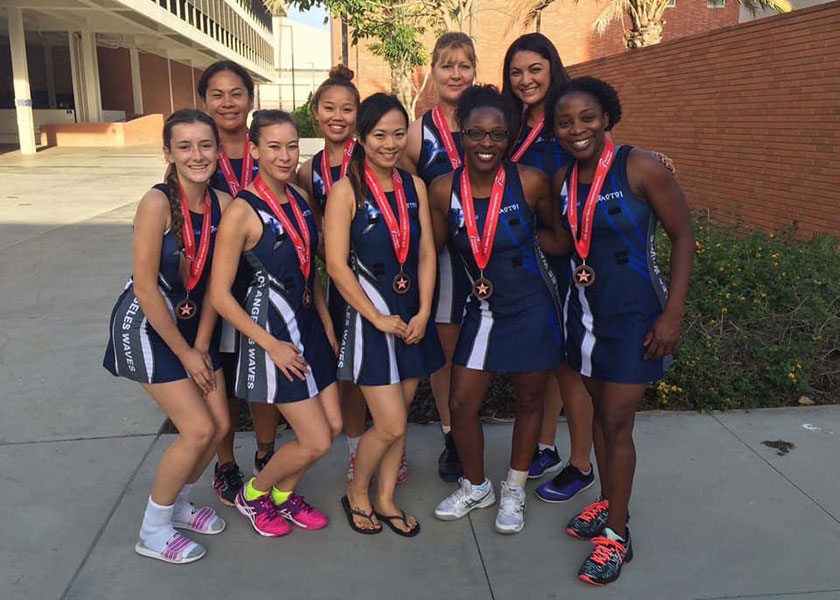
left=325, top=93, right=443, bottom=536
left=103, top=109, right=232, bottom=564
left=198, top=60, right=280, bottom=506
left=209, top=110, right=340, bottom=538
left=297, top=65, right=369, bottom=484
left=400, top=32, right=477, bottom=483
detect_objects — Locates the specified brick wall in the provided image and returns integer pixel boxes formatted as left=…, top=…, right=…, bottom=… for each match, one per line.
left=567, top=1, right=840, bottom=239
left=332, top=0, right=740, bottom=117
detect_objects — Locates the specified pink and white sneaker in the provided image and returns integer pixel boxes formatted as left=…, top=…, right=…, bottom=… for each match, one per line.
left=135, top=532, right=206, bottom=565
left=235, top=489, right=291, bottom=537
left=276, top=493, right=329, bottom=530
left=172, top=504, right=226, bottom=535
left=396, top=452, right=409, bottom=485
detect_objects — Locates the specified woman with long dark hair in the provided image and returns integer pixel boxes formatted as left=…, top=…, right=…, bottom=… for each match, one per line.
left=198, top=60, right=280, bottom=505
left=209, top=110, right=341, bottom=538
left=325, top=93, right=443, bottom=536
left=103, top=109, right=231, bottom=564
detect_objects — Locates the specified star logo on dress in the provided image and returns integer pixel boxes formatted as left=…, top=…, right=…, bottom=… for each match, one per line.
left=175, top=298, right=197, bottom=320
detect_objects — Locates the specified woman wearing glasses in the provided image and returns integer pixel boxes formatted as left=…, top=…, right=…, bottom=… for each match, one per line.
left=428, top=85, right=567, bottom=534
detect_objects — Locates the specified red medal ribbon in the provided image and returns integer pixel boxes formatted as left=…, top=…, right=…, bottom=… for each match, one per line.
left=177, top=182, right=213, bottom=292
left=510, top=113, right=545, bottom=163
left=363, top=164, right=410, bottom=268
left=432, top=104, right=462, bottom=170
left=460, top=165, right=507, bottom=272
left=254, top=176, right=312, bottom=282
left=320, top=138, right=356, bottom=195
left=567, top=138, right=616, bottom=263
left=217, top=133, right=254, bottom=196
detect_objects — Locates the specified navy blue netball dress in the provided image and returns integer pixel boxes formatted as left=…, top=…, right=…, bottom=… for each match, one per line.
left=215, top=154, right=258, bottom=385
left=234, top=186, right=337, bottom=403
left=312, top=148, right=352, bottom=336
left=449, top=164, right=564, bottom=372
left=512, top=121, right=574, bottom=301
left=337, top=169, right=444, bottom=385
left=104, top=184, right=222, bottom=384
left=562, top=146, right=670, bottom=384
left=417, top=109, right=472, bottom=326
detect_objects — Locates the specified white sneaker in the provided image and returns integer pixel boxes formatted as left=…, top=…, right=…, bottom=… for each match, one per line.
left=494, top=481, right=526, bottom=534
left=434, top=477, right=496, bottom=521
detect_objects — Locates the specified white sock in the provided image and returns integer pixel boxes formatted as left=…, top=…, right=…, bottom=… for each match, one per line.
left=347, top=435, right=360, bottom=455
left=603, top=526, right=626, bottom=543
left=505, top=468, right=528, bottom=489
left=538, top=443, right=556, bottom=452
left=172, top=483, right=196, bottom=522
left=441, top=425, right=452, bottom=435
left=139, top=496, right=177, bottom=552
left=579, top=465, right=592, bottom=476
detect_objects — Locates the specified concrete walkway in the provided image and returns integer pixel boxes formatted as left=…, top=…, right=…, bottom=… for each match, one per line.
left=2, top=147, right=839, bottom=600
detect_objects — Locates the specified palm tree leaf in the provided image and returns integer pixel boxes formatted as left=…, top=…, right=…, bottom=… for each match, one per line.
left=593, top=0, right=629, bottom=36
left=738, top=0, right=792, bottom=15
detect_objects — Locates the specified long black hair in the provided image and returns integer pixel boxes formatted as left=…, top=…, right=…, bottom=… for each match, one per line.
left=346, top=93, right=409, bottom=208
left=162, top=108, right=219, bottom=251
left=501, top=33, right=570, bottom=135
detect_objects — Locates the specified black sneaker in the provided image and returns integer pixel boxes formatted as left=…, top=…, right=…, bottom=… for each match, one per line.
left=253, top=450, right=274, bottom=476
left=578, top=527, right=633, bottom=586
left=528, top=446, right=563, bottom=479
left=566, top=497, right=609, bottom=539
left=438, top=432, right=463, bottom=482
left=212, top=462, right=243, bottom=507
left=536, top=464, right=595, bottom=503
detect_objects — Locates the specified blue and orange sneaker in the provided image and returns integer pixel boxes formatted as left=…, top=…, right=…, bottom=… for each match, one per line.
left=536, top=464, right=595, bottom=503
left=566, top=497, right=609, bottom=539
left=528, top=447, right=562, bottom=479
left=578, top=527, right=633, bottom=585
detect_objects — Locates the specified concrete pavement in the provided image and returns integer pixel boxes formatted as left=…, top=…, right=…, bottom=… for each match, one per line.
left=2, top=147, right=839, bottom=600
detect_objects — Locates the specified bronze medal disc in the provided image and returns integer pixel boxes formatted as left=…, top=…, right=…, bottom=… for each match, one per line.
left=393, top=272, right=411, bottom=294
left=302, top=287, right=312, bottom=309
left=472, top=276, right=493, bottom=301
left=573, top=263, right=596, bottom=288
left=175, top=298, right=198, bottom=320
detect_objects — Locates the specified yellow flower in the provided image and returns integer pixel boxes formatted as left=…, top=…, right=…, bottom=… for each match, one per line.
left=787, top=372, right=796, bottom=381
left=722, top=307, right=728, bottom=314
left=739, top=296, right=746, bottom=301
left=718, top=266, right=724, bottom=272
left=725, top=293, right=731, bottom=299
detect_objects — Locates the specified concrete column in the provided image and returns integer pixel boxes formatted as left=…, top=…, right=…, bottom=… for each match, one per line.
left=43, top=41, right=57, bottom=109
left=189, top=60, right=196, bottom=107
left=166, top=57, right=174, bottom=114
left=272, top=14, right=282, bottom=82
left=79, top=31, right=102, bottom=122
left=68, top=31, right=84, bottom=120
left=129, top=47, right=143, bottom=114
left=8, top=7, right=37, bottom=155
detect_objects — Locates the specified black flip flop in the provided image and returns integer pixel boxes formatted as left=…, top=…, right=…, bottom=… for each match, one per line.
left=374, top=510, right=421, bottom=537
left=341, top=495, right=382, bottom=535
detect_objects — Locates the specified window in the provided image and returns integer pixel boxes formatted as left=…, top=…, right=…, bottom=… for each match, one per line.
left=667, top=0, right=675, bottom=7
left=707, top=0, right=725, bottom=7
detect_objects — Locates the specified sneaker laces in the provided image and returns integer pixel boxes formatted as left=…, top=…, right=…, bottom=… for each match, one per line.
left=218, top=464, right=243, bottom=490
left=284, top=494, right=312, bottom=516
left=450, top=478, right=476, bottom=505
left=499, top=483, right=524, bottom=517
left=588, top=536, right=626, bottom=566
left=255, top=494, right=280, bottom=518
left=577, top=499, right=608, bottom=523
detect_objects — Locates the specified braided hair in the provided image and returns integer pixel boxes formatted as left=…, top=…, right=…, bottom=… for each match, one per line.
left=162, top=108, right=220, bottom=251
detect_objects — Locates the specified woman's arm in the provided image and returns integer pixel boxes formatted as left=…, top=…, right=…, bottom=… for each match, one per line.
left=208, top=198, right=308, bottom=381
left=628, top=148, right=695, bottom=360
left=131, top=189, right=215, bottom=393
left=324, top=178, right=407, bottom=339
left=427, top=173, right=453, bottom=254
left=398, top=117, right=422, bottom=175
left=313, top=275, right=338, bottom=355
left=404, top=175, right=436, bottom=344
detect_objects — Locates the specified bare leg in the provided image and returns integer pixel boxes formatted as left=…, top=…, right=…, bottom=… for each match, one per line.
left=555, top=364, right=593, bottom=471
left=429, top=323, right=460, bottom=427
left=584, top=378, right=608, bottom=495
left=340, top=380, right=367, bottom=438
left=509, top=371, right=549, bottom=471
left=449, top=367, right=494, bottom=485
left=214, top=394, right=239, bottom=465
left=250, top=402, right=279, bottom=461
left=538, top=375, right=564, bottom=448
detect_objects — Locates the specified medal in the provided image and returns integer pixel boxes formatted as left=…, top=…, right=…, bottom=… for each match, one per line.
left=460, top=165, right=507, bottom=302
left=176, top=182, right=213, bottom=321
left=218, top=133, right=254, bottom=196
left=364, top=164, right=412, bottom=295
left=510, top=113, right=544, bottom=163
left=320, top=138, right=355, bottom=195
left=254, top=176, right=313, bottom=309
left=567, top=138, right=616, bottom=289
left=432, top=104, right=462, bottom=170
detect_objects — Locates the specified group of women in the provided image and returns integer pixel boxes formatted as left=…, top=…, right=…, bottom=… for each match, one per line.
left=103, top=31, right=694, bottom=586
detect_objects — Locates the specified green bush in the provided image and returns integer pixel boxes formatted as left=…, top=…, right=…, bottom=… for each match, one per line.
left=291, top=93, right=319, bottom=139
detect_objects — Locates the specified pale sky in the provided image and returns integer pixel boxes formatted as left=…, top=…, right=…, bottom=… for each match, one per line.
left=286, top=6, right=330, bottom=30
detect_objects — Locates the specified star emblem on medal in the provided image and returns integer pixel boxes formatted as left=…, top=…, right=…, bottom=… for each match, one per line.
left=179, top=302, right=195, bottom=318
left=396, top=275, right=409, bottom=290
left=577, top=269, right=591, bottom=283
left=476, top=281, right=489, bottom=296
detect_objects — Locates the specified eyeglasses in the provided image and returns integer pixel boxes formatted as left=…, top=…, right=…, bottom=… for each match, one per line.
left=463, top=128, right=509, bottom=143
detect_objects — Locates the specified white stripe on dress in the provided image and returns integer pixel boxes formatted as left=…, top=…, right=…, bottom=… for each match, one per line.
left=358, top=273, right=399, bottom=384
left=575, top=267, right=596, bottom=377
left=269, top=288, right=319, bottom=398
left=139, top=316, right=155, bottom=383
left=353, top=312, right=364, bottom=382
left=434, top=244, right=454, bottom=323
left=463, top=270, right=493, bottom=370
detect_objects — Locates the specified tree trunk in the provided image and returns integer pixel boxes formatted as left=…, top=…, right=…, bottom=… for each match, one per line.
left=392, top=66, right=413, bottom=113
left=626, top=18, right=664, bottom=48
